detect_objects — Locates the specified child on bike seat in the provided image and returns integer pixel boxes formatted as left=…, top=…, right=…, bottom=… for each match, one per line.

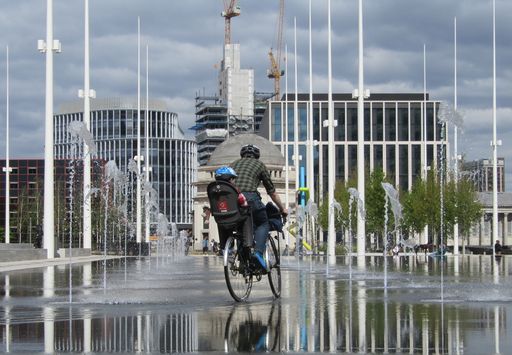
left=214, top=166, right=249, bottom=254
left=214, top=166, right=248, bottom=207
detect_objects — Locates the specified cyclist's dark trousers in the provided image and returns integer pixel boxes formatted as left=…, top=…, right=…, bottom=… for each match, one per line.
left=243, top=192, right=269, bottom=254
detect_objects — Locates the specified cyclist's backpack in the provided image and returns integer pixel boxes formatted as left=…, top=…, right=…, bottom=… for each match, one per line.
left=266, top=202, right=283, bottom=232
left=207, top=180, right=248, bottom=230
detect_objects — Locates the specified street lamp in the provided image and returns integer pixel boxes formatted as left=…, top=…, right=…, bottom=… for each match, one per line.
left=491, top=0, right=498, bottom=257
left=81, top=0, right=96, bottom=251
left=356, top=0, right=367, bottom=256
left=326, top=0, right=336, bottom=259
left=38, top=0, right=62, bottom=258
left=3, top=46, right=11, bottom=244
left=136, top=17, right=142, bottom=245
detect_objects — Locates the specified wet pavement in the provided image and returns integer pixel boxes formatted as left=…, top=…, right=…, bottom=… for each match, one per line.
left=0, top=253, right=511, bottom=353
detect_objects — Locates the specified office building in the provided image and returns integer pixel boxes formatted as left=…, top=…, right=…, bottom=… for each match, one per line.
left=54, top=98, right=197, bottom=229
left=0, top=159, right=103, bottom=244
left=462, top=158, right=505, bottom=193
left=263, top=93, right=447, bottom=194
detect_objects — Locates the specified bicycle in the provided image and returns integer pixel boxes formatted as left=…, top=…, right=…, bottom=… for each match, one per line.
left=207, top=180, right=284, bottom=302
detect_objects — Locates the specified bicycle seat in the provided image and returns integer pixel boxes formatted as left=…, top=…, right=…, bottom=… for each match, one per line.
left=207, top=180, right=248, bottom=230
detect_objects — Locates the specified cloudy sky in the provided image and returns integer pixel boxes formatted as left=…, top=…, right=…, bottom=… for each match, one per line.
left=0, top=0, right=511, bottom=187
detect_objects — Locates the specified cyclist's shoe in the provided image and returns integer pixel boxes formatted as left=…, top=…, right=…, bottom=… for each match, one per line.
left=253, top=251, right=268, bottom=272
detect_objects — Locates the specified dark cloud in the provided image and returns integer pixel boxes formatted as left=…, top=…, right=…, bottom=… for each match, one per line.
left=0, top=0, right=510, bottom=187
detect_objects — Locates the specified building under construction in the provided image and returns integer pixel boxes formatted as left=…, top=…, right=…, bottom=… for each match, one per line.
left=193, top=43, right=271, bottom=165
left=192, top=1, right=276, bottom=166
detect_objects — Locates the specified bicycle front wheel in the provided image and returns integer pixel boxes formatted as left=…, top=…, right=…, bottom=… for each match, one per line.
left=266, top=236, right=281, bottom=298
left=224, top=236, right=253, bottom=302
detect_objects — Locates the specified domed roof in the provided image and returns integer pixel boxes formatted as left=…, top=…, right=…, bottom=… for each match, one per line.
left=207, top=134, right=285, bottom=167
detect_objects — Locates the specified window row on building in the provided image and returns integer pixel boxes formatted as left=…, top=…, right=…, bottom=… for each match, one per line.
left=262, top=93, right=447, bottom=193
left=54, top=98, right=197, bottom=229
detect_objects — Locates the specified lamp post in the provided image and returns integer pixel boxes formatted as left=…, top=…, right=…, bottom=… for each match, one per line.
left=3, top=46, right=11, bottom=244
left=307, top=0, right=314, bottom=205
left=356, top=0, right=367, bottom=256
left=38, top=0, right=62, bottom=258
left=81, top=0, right=95, bottom=251
left=422, top=44, right=429, bottom=245
left=136, top=17, right=142, bottom=245
left=491, top=0, right=499, bottom=258
left=453, top=17, right=459, bottom=255
left=293, top=17, right=300, bottom=201
left=284, top=44, right=289, bottom=250
left=326, top=0, right=336, bottom=259
left=145, top=44, right=151, bottom=244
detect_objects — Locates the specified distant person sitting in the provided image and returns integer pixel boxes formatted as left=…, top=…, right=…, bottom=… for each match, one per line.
left=495, top=240, right=503, bottom=255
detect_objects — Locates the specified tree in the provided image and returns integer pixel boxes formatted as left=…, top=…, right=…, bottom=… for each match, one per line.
left=317, top=178, right=357, bottom=250
left=365, top=169, right=388, bottom=249
left=448, top=177, right=482, bottom=252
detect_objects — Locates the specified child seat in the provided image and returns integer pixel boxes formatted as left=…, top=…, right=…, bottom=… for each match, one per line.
left=207, top=180, right=248, bottom=231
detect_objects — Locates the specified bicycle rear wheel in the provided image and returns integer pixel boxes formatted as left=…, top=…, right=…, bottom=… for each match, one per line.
left=266, top=236, right=281, bottom=298
left=224, top=236, right=253, bottom=302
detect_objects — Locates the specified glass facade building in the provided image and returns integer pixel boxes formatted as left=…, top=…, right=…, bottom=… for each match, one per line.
left=54, top=98, right=197, bottom=228
left=263, top=93, right=447, bottom=194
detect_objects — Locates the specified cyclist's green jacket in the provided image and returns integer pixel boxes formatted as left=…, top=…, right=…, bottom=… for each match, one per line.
left=230, top=157, right=276, bottom=194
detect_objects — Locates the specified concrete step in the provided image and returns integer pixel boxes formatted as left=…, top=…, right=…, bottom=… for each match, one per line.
left=0, top=243, right=37, bottom=250
left=57, top=248, right=91, bottom=258
left=0, top=249, right=47, bottom=262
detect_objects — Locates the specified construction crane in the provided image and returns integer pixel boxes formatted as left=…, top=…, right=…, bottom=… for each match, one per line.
left=267, top=0, right=285, bottom=100
left=222, top=0, right=241, bottom=46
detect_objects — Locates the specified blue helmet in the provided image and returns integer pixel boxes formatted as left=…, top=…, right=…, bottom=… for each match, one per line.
left=215, top=166, right=237, bottom=181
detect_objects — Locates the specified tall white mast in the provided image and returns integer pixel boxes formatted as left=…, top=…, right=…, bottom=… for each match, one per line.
left=422, top=44, right=428, bottom=245
left=136, top=17, right=142, bottom=244
left=307, top=0, right=314, bottom=204
left=82, top=0, right=93, bottom=250
left=492, top=0, right=498, bottom=257
left=284, top=44, right=289, bottom=249
left=293, top=18, right=299, bottom=199
left=453, top=17, right=459, bottom=255
left=4, top=46, right=10, bottom=244
left=145, top=45, right=150, bottom=244
left=327, top=0, right=336, bottom=259
left=356, top=0, right=366, bottom=255
left=40, top=0, right=61, bottom=258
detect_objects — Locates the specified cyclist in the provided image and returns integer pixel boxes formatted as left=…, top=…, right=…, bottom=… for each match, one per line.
left=230, top=144, right=287, bottom=270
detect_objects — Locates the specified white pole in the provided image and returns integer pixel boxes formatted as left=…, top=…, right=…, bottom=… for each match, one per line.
left=307, top=0, right=314, bottom=204
left=82, top=0, right=92, bottom=250
left=284, top=44, right=289, bottom=248
left=422, top=44, right=428, bottom=245
left=423, top=44, right=427, bottom=178
left=4, top=46, right=10, bottom=244
left=145, top=45, right=150, bottom=244
left=293, top=17, right=299, bottom=198
left=327, top=0, right=336, bottom=259
left=356, top=0, right=366, bottom=255
left=492, top=0, right=498, bottom=258
left=453, top=17, right=459, bottom=255
left=43, top=0, right=56, bottom=258
left=136, top=17, right=142, bottom=244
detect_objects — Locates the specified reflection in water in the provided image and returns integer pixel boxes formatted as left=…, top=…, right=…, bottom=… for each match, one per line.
left=0, top=255, right=511, bottom=353
left=223, top=302, right=281, bottom=352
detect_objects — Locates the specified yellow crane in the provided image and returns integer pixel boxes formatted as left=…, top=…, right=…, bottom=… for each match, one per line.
left=267, top=0, right=285, bottom=99
left=222, top=0, right=241, bottom=45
